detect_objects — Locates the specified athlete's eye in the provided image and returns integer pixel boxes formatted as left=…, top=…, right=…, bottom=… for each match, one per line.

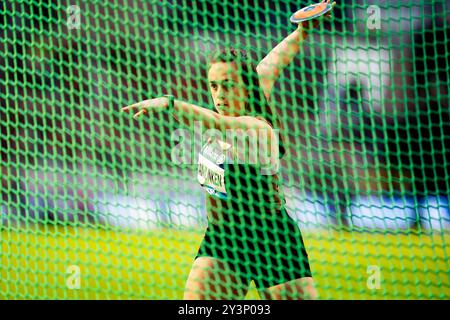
left=223, top=82, right=235, bottom=89
left=210, top=83, right=218, bottom=90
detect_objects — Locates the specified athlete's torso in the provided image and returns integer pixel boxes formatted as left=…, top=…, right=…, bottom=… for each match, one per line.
left=197, top=136, right=285, bottom=222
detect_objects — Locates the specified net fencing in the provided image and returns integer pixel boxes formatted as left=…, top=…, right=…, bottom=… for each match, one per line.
left=1, top=0, right=449, bottom=299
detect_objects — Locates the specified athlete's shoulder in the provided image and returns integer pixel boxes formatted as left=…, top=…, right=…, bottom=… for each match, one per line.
left=255, top=116, right=273, bottom=129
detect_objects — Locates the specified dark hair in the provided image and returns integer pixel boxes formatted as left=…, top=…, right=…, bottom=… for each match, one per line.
left=208, top=48, right=285, bottom=156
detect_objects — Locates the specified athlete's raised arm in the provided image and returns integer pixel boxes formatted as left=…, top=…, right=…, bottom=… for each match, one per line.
left=256, top=0, right=336, bottom=100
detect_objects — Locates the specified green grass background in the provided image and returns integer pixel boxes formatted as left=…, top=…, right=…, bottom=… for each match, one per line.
left=1, top=225, right=448, bottom=300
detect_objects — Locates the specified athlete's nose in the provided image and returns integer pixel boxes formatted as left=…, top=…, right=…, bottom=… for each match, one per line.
left=217, top=86, right=225, bottom=100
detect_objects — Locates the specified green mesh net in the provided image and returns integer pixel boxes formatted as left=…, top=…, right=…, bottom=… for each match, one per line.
left=1, top=0, right=449, bottom=300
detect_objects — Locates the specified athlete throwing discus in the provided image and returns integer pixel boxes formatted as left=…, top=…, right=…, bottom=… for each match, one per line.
left=122, top=0, right=336, bottom=300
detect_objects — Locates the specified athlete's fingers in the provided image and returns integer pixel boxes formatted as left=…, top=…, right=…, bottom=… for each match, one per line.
left=325, top=2, right=336, bottom=18
left=122, top=105, right=138, bottom=112
left=133, top=109, right=147, bottom=119
left=122, top=105, right=135, bottom=112
left=122, top=101, right=145, bottom=112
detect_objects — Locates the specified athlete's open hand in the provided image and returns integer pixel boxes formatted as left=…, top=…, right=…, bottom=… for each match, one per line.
left=298, top=0, right=336, bottom=31
left=121, top=97, right=169, bottom=119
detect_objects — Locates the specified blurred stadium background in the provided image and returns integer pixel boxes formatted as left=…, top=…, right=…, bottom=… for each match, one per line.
left=1, top=0, right=449, bottom=299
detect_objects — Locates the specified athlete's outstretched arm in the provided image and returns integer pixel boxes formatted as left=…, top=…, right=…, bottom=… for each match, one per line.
left=256, top=0, right=335, bottom=100
left=122, top=97, right=272, bottom=133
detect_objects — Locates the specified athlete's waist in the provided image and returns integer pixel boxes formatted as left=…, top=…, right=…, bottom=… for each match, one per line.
left=206, top=205, right=292, bottom=228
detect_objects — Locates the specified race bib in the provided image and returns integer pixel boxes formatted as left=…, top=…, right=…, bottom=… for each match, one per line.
left=197, top=139, right=231, bottom=199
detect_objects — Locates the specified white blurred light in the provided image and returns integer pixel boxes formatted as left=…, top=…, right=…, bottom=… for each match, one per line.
left=284, top=190, right=330, bottom=230
left=348, top=196, right=416, bottom=230
left=166, top=195, right=207, bottom=228
left=96, top=195, right=164, bottom=230
left=418, top=196, right=450, bottom=232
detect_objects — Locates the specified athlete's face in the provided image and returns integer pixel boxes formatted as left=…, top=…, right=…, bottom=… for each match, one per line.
left=208, top=62, right=248, bottom=116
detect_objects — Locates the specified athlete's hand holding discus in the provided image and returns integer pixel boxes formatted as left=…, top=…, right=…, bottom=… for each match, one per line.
left=293, top=0, right=336, bottom=32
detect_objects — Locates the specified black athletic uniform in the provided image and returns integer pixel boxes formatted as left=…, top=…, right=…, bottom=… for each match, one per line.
left=196, top=136, right=312, bottom=290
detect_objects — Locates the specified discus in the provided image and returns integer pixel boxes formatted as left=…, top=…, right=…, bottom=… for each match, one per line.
left=290, top=1, right=334, bottom=23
